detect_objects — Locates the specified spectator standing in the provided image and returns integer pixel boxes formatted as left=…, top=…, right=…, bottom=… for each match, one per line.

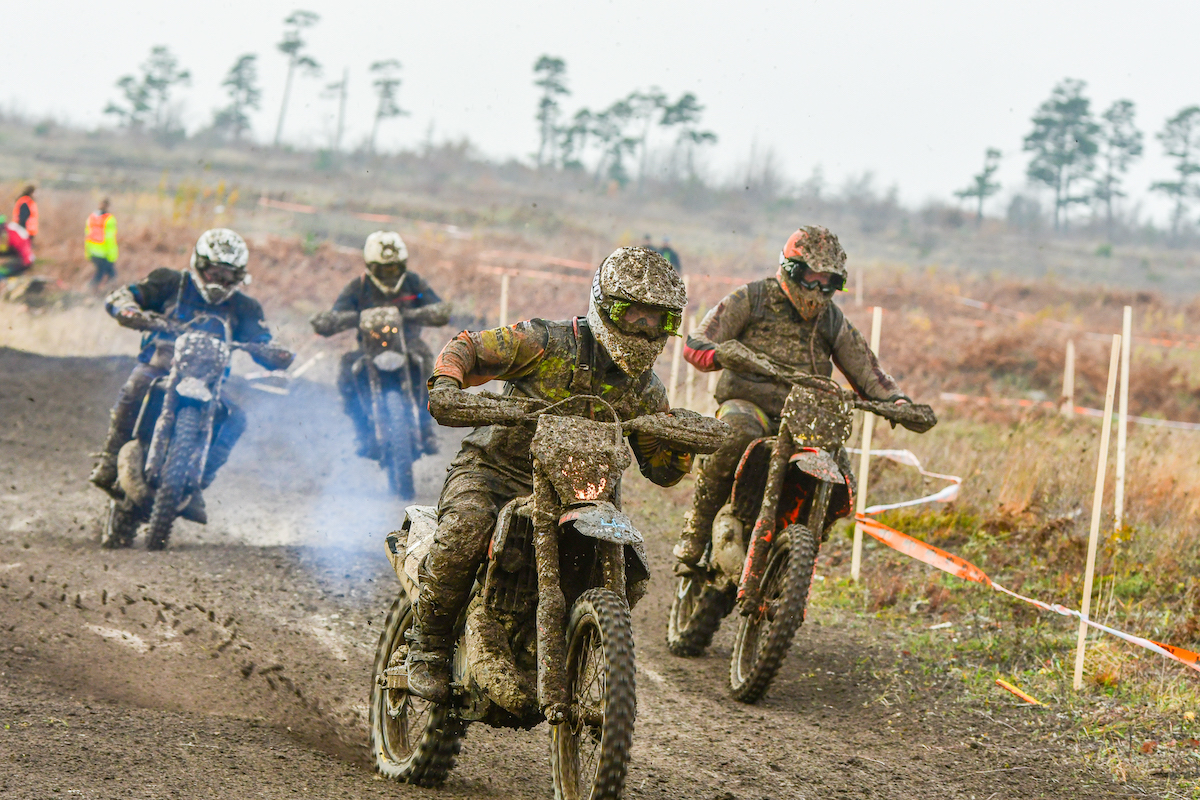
left=0, top=215, right=34, bottom=277
left=85, top=198, right=118, bottom=289
left=659, top=236, right=681, bottom=273
left=13, top=186, right=38, bottom=243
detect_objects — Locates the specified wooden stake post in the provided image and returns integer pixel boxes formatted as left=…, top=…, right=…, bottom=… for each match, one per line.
left=851, top=306, right=883, bottom=582
left=1114, top=306, right=1132, bottom=530
left=498, top=273, right=510, bottom=327
left=1074, top=334, right=1122, bottom=691
left=1061, top=340, right=1075, bottom=417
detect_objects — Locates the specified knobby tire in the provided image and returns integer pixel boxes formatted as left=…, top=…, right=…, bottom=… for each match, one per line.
left=728, top=524, right=819, bottom=704
left=145, top=404, right=203, bottom=551
left=666, top=574, right=731, bottom=657
left=550, top=588, right=636, bottom=800
left=369, top=594, right=464, bottom=786
left=382, top=387, right=416, bottom=501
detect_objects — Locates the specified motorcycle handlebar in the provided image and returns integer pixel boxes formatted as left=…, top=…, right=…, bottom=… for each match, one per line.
left=428, top=388, right=732, bottom=452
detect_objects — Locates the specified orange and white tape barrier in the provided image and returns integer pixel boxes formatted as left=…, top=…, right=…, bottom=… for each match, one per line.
left=855, top=514, right=1200, bottom=677
left=845, top=448, right=961, bottom=512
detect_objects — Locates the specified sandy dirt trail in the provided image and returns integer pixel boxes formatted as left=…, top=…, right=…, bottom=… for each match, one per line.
left=0, top=347, right=1135, bottom=799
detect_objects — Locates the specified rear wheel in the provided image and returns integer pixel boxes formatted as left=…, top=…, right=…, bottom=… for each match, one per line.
left=101, top=498, right=138, bottom=549
left=550, top=588, right=636, bottom=800
left=728, top=524, right=819, bottom=704
left=145, top=404, right=203, bottom=551
left=369, top=594, right=464, bottom=785
left=382, top=387, right=416, bottom=500
left=666, top=573, right=731, bottom=657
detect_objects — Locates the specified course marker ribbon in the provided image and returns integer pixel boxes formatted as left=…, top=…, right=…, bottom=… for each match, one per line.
left=854, top=515, right=1200, bottom=679
left=845, top=448, right=962, bottom=512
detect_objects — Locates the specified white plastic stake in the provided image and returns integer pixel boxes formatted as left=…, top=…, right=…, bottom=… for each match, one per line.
left=1074, top=333, right=1121, bottom=691
left=684, top=313, right=698, bottom=409
left=851, top=306, right=883, bottom=582
left=667, top=332, right=683, bottom=408
left=1061, top=340, right=1075, bottom=417
left=498, top=273, right=510, bottom=327
left=1114, top=307, right=1131, bottom=530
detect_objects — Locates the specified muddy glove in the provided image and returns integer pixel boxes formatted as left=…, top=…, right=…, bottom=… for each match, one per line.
left=714, top=340, right=778, bottom=379
left=310, top=310, right=359, bottom=337
left=890, top=402, right=937, bottom=434
left=401, top=301, right=452, bottom=327
left=115, top=307, right=176, bottom=333
left=242, top=342, right=295, bottom=371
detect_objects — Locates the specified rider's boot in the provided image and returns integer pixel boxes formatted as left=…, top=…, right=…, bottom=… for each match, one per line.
left=90, top=393, right=142, bottom=497
left=89, top=453, right=119, bottom=495
left=404, top=626, right=452, bottom=703
left=674, top=469, right=734, bottom=566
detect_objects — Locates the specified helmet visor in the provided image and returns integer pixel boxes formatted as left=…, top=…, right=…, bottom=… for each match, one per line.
left=195, top=256, right=245, bottom=288
left=607, top=300, right=683, bottom=338
left=782, top=259, right=845, bottom=294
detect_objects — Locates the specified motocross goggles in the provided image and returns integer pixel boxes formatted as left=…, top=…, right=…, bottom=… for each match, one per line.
left=606, top=300, right=683, bottom=338
left=195, top=256, right=246, bottom=287
left=782, top=258, right=845, bottom=294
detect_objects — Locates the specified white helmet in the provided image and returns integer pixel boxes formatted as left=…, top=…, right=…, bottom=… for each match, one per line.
left=586, top=246, right=687, bottom=376
left=364, top=231, right=409, bottom=294
left=189, top=228, right=249, bottom=305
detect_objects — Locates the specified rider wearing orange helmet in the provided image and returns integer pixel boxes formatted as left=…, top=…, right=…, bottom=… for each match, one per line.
left=674, top=225, right=912, bottom=565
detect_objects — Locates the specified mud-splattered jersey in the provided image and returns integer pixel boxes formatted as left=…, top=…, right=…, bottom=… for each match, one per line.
left=111, top=268, right=271, bottom=363
left=432, top=317, right=691, bottom=487
left=684, top=277, right=905, bottom=417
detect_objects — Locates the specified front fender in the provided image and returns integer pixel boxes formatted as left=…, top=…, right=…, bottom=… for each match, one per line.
left=560, top=501, right=650, bottom=584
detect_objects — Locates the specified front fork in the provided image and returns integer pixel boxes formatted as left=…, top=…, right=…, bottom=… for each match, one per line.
left=737, top=428, right=834, bottom=615
left=530, top=468, right=627, bottom=724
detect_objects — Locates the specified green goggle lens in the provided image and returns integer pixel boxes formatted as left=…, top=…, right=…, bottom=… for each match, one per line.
left=608, top=300, right=682, bottom=336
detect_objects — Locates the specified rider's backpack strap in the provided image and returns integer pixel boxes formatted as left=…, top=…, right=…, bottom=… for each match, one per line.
left=747, top=279, right=768, bottom=320
left=570, top=316, right=593, bottom=394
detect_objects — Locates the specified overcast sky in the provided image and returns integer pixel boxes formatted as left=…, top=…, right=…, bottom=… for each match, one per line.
left=5, top=1, right=1199, bottom=223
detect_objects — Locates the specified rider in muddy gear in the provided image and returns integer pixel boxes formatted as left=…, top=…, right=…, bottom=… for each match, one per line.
left=405, top=246, right=694, bottom=703
left=310, top=231, right=451, bottom=457
left=89, top=229, right=294, bottom=521
left=673, top=225, right=911, bottom=566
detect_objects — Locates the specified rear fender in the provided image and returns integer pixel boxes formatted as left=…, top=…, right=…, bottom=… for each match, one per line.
left=386, top=504, right=438, bottom=601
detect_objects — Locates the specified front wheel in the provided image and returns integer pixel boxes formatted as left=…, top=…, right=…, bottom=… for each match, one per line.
left=728, top=524, right=819, bottom=704
left=381, top=387, right=416, bottom=500
left=369, top=594, right=464, bottom=786
left=145, top=404, right=203, bottom=551
left=550, top=588, right=636, bottom=800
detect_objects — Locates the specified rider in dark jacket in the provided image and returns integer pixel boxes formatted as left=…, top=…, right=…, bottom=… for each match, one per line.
left=89, top=229, right=294, bottom=521
left=310, top=231, right=451, bottom=456
left=674, top=226, right=911, bottom=565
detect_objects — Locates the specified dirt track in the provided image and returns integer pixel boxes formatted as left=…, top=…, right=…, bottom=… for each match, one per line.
left=0, top=346, right=1135, bottom=799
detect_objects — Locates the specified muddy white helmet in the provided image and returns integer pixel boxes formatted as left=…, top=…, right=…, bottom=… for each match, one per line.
left=364, top=231, right=409, bottom=294
left=586, top=246, right=687, bottom=376
left=189, top=228, right=249, bottom=305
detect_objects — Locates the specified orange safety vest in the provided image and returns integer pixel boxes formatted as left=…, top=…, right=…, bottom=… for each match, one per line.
left=87, top=212, right=111, bottom=244
left=13, top=196, right=37, bottom=236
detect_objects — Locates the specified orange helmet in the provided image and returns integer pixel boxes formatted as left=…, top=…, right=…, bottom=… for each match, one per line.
left=780, top=226, right=847, bottom=284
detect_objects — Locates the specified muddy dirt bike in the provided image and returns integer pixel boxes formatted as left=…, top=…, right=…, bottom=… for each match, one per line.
left=369, top=392, right=729, bottom=799
left=101, top=315, right=278, bottom=551
left=353, top=306, right=426, bottom=499
left=667, top=346, right=936, bottom=703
